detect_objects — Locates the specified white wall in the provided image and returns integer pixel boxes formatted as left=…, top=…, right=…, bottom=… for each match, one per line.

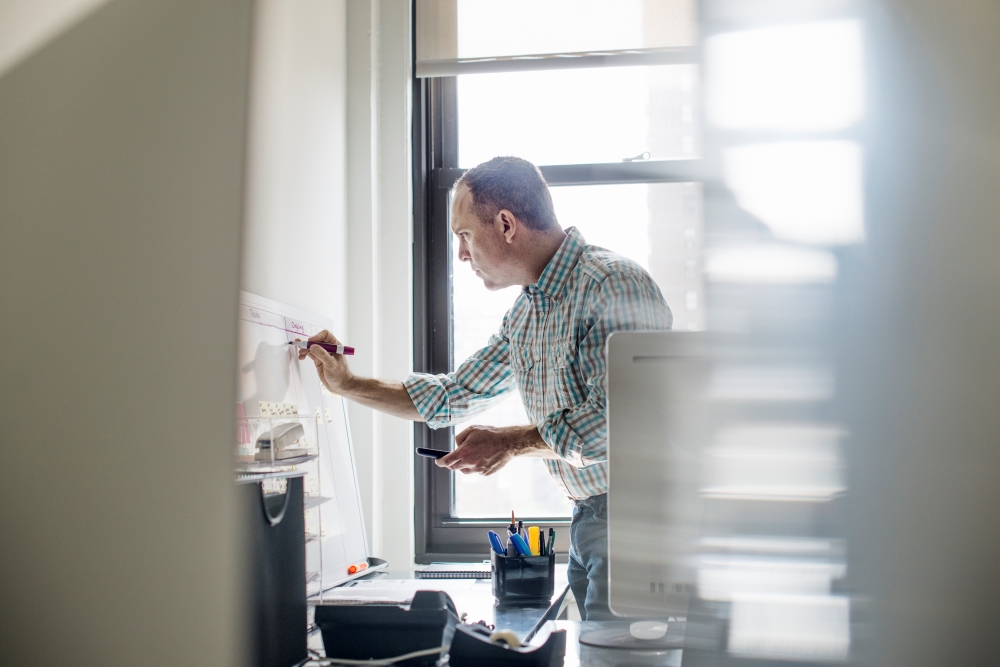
left=241, top=0, right=348, bottom=328
left=346, top=0, right=415, bottom=568
left=243, top=0, right=414, bottom=567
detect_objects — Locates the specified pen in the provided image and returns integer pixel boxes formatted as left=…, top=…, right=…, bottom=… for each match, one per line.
left=517, top=520, right=524, bottom=540
left=547, top=528, right=555, bottom=556
left=290, top=340, right=355, bottom=355
left=488, top=530, right=507, bottom=557
left=510, top=533, right=532, bottom=557
left=509, top=511, right=517, bottom=537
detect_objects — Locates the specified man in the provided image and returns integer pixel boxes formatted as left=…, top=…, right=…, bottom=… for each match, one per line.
left=300, top=156, right=672, bottom=619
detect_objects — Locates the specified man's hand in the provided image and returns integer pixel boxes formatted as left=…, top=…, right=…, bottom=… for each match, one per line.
left=297, top=330, right=354, bottom=394
left=436, top=424, right=557, bottom=476
left=296, top=330, right=423, bottom=421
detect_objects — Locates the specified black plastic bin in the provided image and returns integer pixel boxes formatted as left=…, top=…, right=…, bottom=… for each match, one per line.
left=314, top=590, right=458, bottom=666
left=491, top=550, right=556, bottom=605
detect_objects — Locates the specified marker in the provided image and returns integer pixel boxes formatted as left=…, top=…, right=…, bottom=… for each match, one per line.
left=528, top=526, right=541, bottom=556
left=290, top=340, right=355, bottom=355
left=546, top=528, right=555, bottom=556
left=510, top=533, right=532, bottom=557
left=517, top=520, right=524, bottom=540
left=488, top=530, right=507, bottom=557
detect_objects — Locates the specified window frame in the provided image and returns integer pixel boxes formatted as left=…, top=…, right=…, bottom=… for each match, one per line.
left=411, top=74, right=701, bottom=563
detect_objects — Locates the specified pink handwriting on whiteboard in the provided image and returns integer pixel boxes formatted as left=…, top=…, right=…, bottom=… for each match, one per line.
left=250, top=308, right=261, bottom=319
left=290, top=321, right=306, bottom=334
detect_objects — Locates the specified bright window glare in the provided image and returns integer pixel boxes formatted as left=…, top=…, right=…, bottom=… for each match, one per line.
left=728, top=594, right=850, bottom=662
left=705, top=244, right=838, bottom=284
left=706, top=21, right=864, bottom=132
left=457, top=65, right=698, bottom=167
left=457, top=0, right=645, bottom=59
left=701, top=424, right=846, bottom=502
left=724, top=141, right=864, bottom=246
left=550, top=185, right=650, bottom=269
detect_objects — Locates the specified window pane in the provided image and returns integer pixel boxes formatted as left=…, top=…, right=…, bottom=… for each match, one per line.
left=451, top=181, right=704, bottom=519
left=417, top=0, right=697, bottom=63
left=457, top=65, right=700, bottom=167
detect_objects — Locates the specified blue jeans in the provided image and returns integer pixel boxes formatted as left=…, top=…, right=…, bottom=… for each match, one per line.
left=567, top=493, right=613, bottom=621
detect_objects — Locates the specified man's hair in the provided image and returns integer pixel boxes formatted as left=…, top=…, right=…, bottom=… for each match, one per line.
left=454, top=156, right=559, bottom=231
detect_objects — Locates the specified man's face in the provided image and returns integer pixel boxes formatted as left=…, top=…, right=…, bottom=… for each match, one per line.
left=450, top=185, right=517, bottom=291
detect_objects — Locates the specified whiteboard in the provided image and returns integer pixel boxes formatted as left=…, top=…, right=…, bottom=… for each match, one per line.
left=236, top=291, right=372, bottom=592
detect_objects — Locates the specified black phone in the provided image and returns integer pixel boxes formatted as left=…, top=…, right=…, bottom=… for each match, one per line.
left=415, top=447, right=450, bottom=459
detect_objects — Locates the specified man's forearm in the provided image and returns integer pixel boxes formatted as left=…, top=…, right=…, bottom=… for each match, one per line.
left=509, top=425, right=561, bottom=459
left=339, top=376, right=424, bottom=421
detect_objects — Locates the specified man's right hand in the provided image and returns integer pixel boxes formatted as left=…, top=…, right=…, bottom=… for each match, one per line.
left=297, top=330, right=354, bottom=394
left=296, top=330, right=423, bottom=422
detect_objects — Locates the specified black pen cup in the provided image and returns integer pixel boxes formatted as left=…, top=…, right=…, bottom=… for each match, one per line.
left=491, top=550, right=556, bottom=605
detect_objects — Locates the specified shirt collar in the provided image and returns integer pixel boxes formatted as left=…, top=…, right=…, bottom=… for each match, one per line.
left=524, top=227, right=586, bottom=301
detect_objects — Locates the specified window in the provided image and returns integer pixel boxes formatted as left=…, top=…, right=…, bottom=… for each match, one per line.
left=412, top=0, right=702, bottom=561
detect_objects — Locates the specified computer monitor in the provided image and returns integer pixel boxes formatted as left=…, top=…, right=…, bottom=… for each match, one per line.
left=605, top=331, right=710, bottom=620
left=577, top=332, right=709, bottom=650
left=593, top=331, right=851, bottom=661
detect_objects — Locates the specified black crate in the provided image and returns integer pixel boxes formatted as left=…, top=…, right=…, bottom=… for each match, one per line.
left=491, top=550, right=556, bottom=605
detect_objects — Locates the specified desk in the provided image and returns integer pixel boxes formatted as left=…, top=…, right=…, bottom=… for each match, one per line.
left=308, top=569, right=695, bottom=666
left=556, top=621, right=682, bottom=667
left=308, top=566, right=569, bottom=656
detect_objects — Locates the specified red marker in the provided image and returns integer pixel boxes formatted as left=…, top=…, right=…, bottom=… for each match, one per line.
left=290, top=341, right=355, bottom=355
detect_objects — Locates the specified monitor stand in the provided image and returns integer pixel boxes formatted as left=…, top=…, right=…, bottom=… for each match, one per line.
left=579, top=619, right=684, bottom=650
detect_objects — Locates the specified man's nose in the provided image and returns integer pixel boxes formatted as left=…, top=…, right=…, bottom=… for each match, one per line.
left=457, top=239, right=470, bottom=262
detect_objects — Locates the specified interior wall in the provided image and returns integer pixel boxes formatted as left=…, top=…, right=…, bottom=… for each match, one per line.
left=0, top=1, right=252, bottom=665
left=347, top=0, right=415, bottom=567
left=241, top=0, right=348, bottom=328
left=346, top=0, right=379, bottom=552
left=846, top=1, right=1000, bottom=665
left=242, top=0, right=414, bottom=567
left=0, top=0, right=109, bottom=78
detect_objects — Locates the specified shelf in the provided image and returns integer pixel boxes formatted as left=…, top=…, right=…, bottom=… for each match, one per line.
left=304, top=496, right=333, bottom=511
left=235, top=453, right=319, bottom=473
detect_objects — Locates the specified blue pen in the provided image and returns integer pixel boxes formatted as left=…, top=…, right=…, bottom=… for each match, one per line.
left=510, top=532, right=532, bottom=556
left=488, top=530, right=507, bottom=556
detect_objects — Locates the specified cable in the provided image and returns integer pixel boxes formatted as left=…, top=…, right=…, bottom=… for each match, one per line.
left=307, top=645, right=448, bottom=666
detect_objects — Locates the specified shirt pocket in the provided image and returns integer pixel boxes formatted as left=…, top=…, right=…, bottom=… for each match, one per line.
left=545, top=337, right=582, bottom=407
left=508, top=344, right=535, bottom=400
left=510, top=344, right=535, bottom=373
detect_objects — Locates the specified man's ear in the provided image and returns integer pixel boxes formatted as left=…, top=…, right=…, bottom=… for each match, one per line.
left=497, top=209, right=517, bottom=244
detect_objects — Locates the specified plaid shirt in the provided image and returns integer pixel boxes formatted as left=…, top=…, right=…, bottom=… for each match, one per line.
left=404, top=227, right=672, bottom=500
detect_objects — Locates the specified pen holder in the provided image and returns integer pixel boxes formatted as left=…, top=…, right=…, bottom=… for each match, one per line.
left=491, top=550, right=556, bottom=605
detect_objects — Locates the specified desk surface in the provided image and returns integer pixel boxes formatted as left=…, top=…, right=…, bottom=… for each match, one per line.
left=555, top=621, right=683, bottom=667
left=309, top=568, right=689, bottom=666
left=308, top=566, right=568, bottom=655
left=347, top=567, right=566, bottom=636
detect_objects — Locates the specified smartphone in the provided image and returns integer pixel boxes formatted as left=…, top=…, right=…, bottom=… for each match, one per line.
left=415, top=447, right=450, bottom=459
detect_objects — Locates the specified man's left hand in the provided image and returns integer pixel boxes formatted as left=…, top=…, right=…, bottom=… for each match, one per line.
left=436, top=424, right=554, bottom=476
